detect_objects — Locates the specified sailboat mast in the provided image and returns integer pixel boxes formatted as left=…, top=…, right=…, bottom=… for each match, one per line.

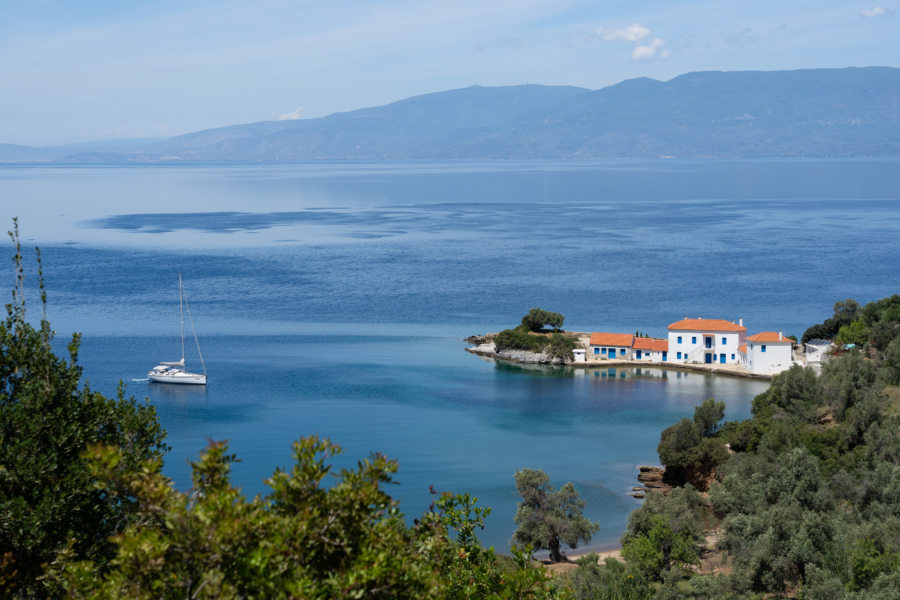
left=184, top=290, right=207, bottom=376
left=179, top=272, right=186, bottom=364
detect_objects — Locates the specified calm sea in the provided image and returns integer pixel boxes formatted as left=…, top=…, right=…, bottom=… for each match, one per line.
left=2, top=159, right=899, bottom=550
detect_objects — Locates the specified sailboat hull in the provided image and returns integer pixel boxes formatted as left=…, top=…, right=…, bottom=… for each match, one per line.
left=148, top=371, right=207, bottom=385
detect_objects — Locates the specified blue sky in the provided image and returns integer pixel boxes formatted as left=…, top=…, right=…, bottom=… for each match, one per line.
left=1, top=0, right=897, bottom=145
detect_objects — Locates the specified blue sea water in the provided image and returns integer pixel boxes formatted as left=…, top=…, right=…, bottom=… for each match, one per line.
left=2, top=159, right=899, bottom=550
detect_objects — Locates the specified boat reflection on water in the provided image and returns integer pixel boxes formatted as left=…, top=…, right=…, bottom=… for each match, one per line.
left=149, top=380, right=209, bottom=404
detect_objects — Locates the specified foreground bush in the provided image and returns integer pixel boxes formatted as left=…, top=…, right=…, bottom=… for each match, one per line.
left=62, top=438, right=563, bottom=600
left=0, top=222, right=168, bottom=599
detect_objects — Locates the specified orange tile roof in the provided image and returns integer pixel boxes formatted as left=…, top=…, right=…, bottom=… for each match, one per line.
left=589, top=332, right=634, bottom=347
left=667, top=318, right=747, bottom=332
left=632, top=337, right=668, bottom=352
left=747, top=332, right=793, bottom=343
left=738, top=344, right=747, bottom=354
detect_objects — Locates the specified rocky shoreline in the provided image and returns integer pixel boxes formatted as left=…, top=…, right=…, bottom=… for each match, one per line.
left=463, top=332, right=576, bottom=365
left=630, top=466, right=674, bottom=498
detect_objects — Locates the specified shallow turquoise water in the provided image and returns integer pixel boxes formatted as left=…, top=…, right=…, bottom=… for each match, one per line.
left=3, top=159, right=898, bottom=549
left=76, top=333, right=766, bottom=550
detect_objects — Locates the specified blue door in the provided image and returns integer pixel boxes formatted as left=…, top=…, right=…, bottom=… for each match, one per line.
left=636, top=350, right=642, bottom=359
left=704, top=353, right=712, bottom=364
left=719, top=353, right=726, bottom=364
left=662, top=352, right=667, bottom=361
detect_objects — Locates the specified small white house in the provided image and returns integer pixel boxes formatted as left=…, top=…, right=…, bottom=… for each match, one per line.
left=805, top=339, right=834, bottom=364
left=743, top=331, right=794, bottom=374
left=589, top=332, right=634, bottom=360
left=573, top=348, right=586, bottom=363
left=667, top=318, right=747, bottom=365
left=631, top=337, right=669, bottom=361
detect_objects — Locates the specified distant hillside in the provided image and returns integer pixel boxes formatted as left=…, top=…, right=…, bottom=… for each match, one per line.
left=0, top=138, right=167, bottom=163
left=4, top=67, right=900, bottom=161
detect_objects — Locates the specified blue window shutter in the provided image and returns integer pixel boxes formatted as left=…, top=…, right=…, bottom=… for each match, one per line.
left=722, top=337, right=726, bottom=345
left=620, top=348, right=625, bottom=355
left=595, top=347, right=600, bottom=354
left=731, top=354, right=735, bottom=360
left=692, top=336, right=696, bottom=344
left=677, top=336, right=682, bottom=344
left=677, top=351, right=682, bottom=359
left=762, top=345, right=767, bottom=352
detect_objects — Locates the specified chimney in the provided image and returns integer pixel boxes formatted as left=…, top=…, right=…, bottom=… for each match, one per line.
left=739, top=318, right=743, bottom=327
left=779, top=331, right=783, bottom=341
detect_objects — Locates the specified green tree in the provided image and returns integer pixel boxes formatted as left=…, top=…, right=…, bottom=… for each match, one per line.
left=521, top=308, right=565, bottom=333
left=426, top=491, right=561, bottom=600
left=0, top=221, right=168, bottom=599
left=63, top=438, right=564, bottom=600
left=833, top=299, right=860, bottom=319
left=751, top=364, right=823, bottom=423
left=711, top=448, right=835, bottom=594
left=835, top=319, right=871, bottom=347
left=621, top=516, right=699, bottom=581
left=849, top=537, right=900, bottom=592
left=885, top=336, right=900, bottom=384
left=620, top=486, right=704, bottom=581
left=656, top=415, right=729, bottom=490
left=565, top=556, right=651, bottom=600
left=693, top=397, right=725, bottom=437
left=512, top=469, right=599, bottom=562
left=63, top=438, right=437, bottom=599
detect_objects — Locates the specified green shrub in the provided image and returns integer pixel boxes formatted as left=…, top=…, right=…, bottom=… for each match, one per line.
left=494, top=328, right=546, bottom=352
left=546, top=333, right=576, bottom=360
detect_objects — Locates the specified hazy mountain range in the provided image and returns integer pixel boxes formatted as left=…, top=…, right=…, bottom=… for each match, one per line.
left=4, top=67, right=899, bottom=162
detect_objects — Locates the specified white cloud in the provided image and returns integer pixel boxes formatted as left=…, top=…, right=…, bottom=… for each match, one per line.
left=860, top=6, right=888, bottom=17
left=632, top=38, right=668, bottom=61
left=596, top=22, right=650, bottom=42
left=278, top=107, right=303, bottom=120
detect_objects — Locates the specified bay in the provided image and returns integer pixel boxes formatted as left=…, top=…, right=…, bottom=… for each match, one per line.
left=2, top=158, right=898, bottom=550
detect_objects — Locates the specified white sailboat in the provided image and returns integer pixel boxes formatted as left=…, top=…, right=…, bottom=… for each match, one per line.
left=148, top=274, right=207, bottom=385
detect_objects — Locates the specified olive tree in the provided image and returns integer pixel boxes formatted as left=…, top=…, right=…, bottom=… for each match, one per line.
left=512, top=469, right=598, bottom=562
left=521, top=308, right=565, bottom=333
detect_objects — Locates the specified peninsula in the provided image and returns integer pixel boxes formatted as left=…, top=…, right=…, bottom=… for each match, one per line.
left=466, top=308, right=819, bottom=380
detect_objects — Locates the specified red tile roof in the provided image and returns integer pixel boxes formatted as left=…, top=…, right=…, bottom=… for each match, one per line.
left=667, top=318, right=747, bottom=332
left=632, top=337, right=668, bottom=352
left=747, top=332, right=793, bottom=343
left=589, top=332, right=634, bottom=347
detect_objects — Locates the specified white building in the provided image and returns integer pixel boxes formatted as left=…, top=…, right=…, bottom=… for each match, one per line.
left=667, top=318, right=747, bottom=365
left=805, top=339, right=834, bottom=365
left=632, top=337, right=669, bottom=361
left=589, top=332, right=634, bottom=360
left=742, top=331, right=794, bottom=374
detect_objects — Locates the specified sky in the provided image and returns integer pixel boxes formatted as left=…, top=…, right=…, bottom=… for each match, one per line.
left=1, top=0, right=898, bottom=146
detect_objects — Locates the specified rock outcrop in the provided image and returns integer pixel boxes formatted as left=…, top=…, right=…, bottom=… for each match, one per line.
left=465, top=342, right=571, bottom=365
left=633, top=465, right=674, bottom=496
